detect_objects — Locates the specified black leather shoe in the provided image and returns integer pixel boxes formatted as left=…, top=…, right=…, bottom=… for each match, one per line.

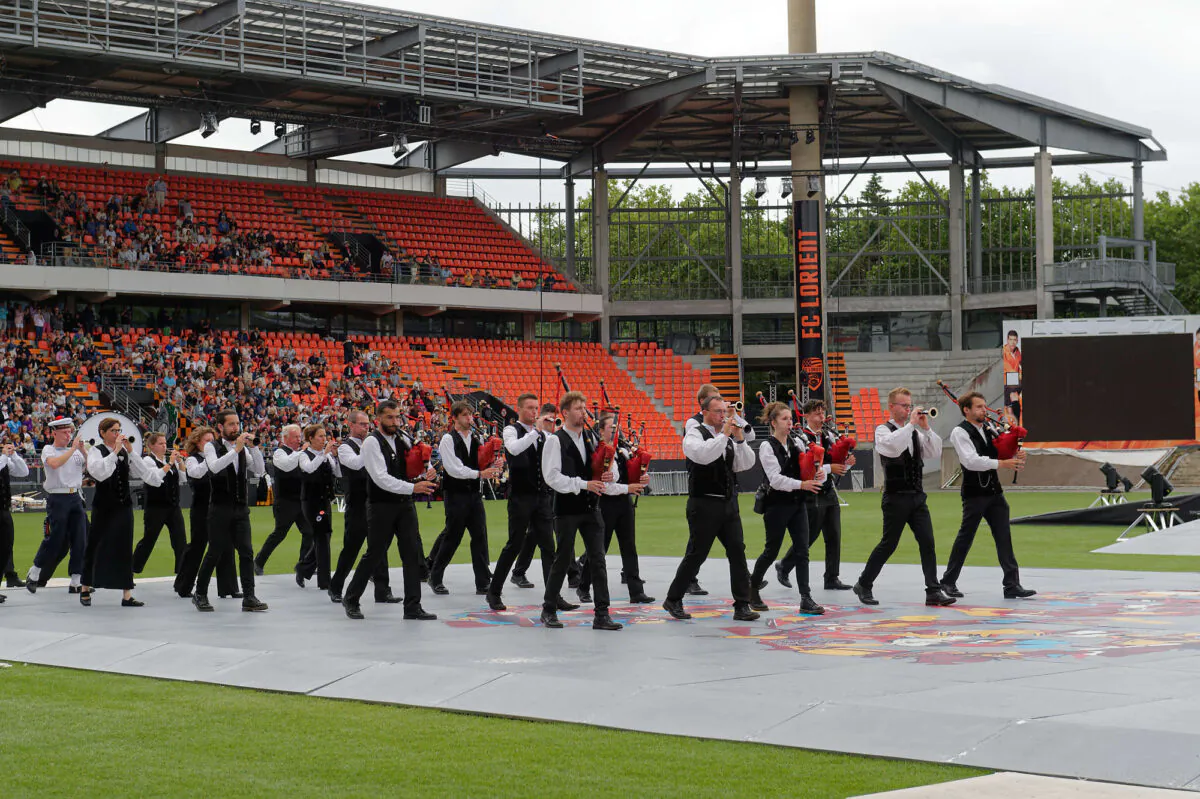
left=5, top=572, right=26, bottom=588
left=0, top=593, right=6, bottom=603
left=178, top=591, right=193, bottom=599
left=328, top=589, right=343, bottom=603
left=540, top=610, right=563, bottom=628
left=686, top=580, right=708, bottom=596
left=775, top=563, right=793, bottom=589
left=732, top=604, right=761, bottom=622
left=662, top=598, right=691, bottom=620
left=375, top=592, right=403, bottom=604
left=756, top=579, right=768, bottom=591
left=556, top=597, right=580, bottom=611
left=25, top=577, right=36, bottom=594
left=853, top=582, right=879, bottom=606
left=343, top=600, right=364, bottom=620
left=475, top=587, right=490, bottom=596
left=193, top=594, right=214, bottom=612
left=79, top=589, right=92, bottom=607
left=620, top=573, right=627, bottom=584
left=511, top=573, right=534, bottom=589
left=925, top=589, right=956, bottom=607
left=799, top=595, right=825, bottom=615
left=824, top=579, right=852, bottom=591
left=593, top=612, right=623, bottom=631
left=486, top=593, right=507, bottom=611
left=121, top=597, right=144, bottom=608
left=253, top=562, right=264, bottom=577
left=567, top=573, right=580, bottom=589
left=941, top=583, right=964, bottom=598
left=404, top=607, right=437, bottom=620
left=242, top=596, right=269, bottom=612
left=1004, top=586, right=1038, bottom=599
left=629, top=593, right=656, bottom=604
left=294, top=572, right=306, bottom=589
left=430, top=583, right=449, bottom=595
left=576, top=587, right=592, bottom=603
left=749, top=593, right=769, bottom=612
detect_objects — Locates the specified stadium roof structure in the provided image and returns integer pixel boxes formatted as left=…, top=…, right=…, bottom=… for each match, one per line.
left=0, top=0, right=1166, bottom=176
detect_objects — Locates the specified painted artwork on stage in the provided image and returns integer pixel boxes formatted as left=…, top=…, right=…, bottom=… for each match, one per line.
left=448, top=591, right=1200, bottom=666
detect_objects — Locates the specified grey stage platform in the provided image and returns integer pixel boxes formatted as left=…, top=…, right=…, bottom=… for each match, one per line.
left=1094, top=519, right=1200, bottom=556
left=3, top=558, right=1200, bottom=792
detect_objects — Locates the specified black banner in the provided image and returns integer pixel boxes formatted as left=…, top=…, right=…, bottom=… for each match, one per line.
left=793, top=199, right=824, bottom=401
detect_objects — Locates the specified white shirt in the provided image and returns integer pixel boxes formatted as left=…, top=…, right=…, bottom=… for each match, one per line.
left=758, top=437, right=809, bottom=492
left=541, top=428, right=620, bottom=495
left=683, top=423, right=756, bottom=472
left=875, top=420, right=942, bottom=461
left=360, top=432, right=416, bottom=495
left=337, top=437, right=365, bottom=471
left=950, top=422, right=999, bottom=472
left=42, top=444, right=87, bottom=491
left=684, top=413, right=756, bottom=442
left=142, top=454, right=185, bottom=485
left=185, top=454, right=209, bottom=480
left=301, top=449, right=341, bottom=478
left=203, top=441, right=265, bottom=477
left=88, top=444, right=162, bottom=486
left=503, top=421, right=542, bottom=456
left=439, top=430, right=480, bottom=480
left=272, top=446, right=303, bottom=472
left=0, top=452, right=30, bottom=479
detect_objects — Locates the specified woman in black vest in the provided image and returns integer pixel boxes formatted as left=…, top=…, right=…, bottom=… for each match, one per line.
left=749, top=402, right=825, bottom=615
left=133, top=431, right=188, bottom=575
left=298, top=423, right=340, bottom=591
left=81, top=417, right=166, bottom=607
left=174, top=426, right=240, bottom=599
left=0, top=441, right=29, bottom=603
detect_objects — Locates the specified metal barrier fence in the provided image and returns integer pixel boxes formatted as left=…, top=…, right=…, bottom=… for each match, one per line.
left=648, top=471, right=689, bottom=496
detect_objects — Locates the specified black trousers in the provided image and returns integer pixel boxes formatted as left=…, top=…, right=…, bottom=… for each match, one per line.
left=858, top=492, right=940, bottom=591
left=542, top=508, right=608, bottom=614
left=752, top=500, right=812, bottom=595
left=941, top=493, right=1021, bottom=589
left=667, top=496, right=752, bottom=605
left=297, top=498, right=333, bottom=588
left=174, top=505, right=237, bottom=597
left=513, top=496, right=579, bottom=583
left=780, top=500, right=843, bottom=584
left=345, top=499, right=423, bottom=612
left=430, top=491, right=491, bottom=589
left=331, top=500, right=390, bottom=597
left=579, top=495, right=644, bottom=595
left=0, top=510, right=13, bottom=583
left=255, top=497, right=311, bottom=570
left=489, top=491, right=555, bottom=596
left=196, top=503, right=255, bottom=597
left=33, top=494, right=87, bottom=578
left=133, top=504, right=187, bottom=574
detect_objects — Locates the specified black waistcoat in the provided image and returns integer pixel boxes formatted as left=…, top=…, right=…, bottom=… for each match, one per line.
left=273, top=446, right=303, bottom=501
left=367, top=430, right=412, bottom=504
left=341, top=438, right=368, bottom=505
left=92, top=444, right=131, bottom=509
left=507, top=423, right=545, bottom=496
left=145, top=454, right=179, bottom=507
left=210, top=439, right=248, bottom=506
left=442, top=431, right=480, bottom=495
left=763, top=436, right=805, bottom=507
left=301, top=449, right=335, bottom=504
left=687, top=425, right=735, bottom=500
left=553, top=428, right=595, bottom=515
left=187, top=455, right=211, bottom=508
left=880, top=422, right=924, bottom=494
left=958, top=421, right=1002, bottom=498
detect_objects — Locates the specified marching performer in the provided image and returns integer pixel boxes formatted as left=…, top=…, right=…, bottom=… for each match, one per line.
left=749, top=402, right=825, bottom=614
left=575, top=412, right=653, bottom=605
left=341, top=400, right=437, bottom=620
left=853, top=388, right=955, bottom=607
left=510, top=403, right=575, bottom=589
left=940, top=391, right=1036, bottom=599
left=174, top=426, right=239, bottom=599
left=663, top=395, right=758, bottom=621
left=297, top=423, right=339, bottom=592
left=253, top=424, right=313, bottom=584
left=26, top=417, right=88, bottom=595
left=486, top=394, right=557, bottom=611
left=132, top=432, right=188, bottom=575
left=0, top=441, right=29, bottom=604
left=80, top=418, right=169, bottom=607
left=427, top=401, right=498, bottom=595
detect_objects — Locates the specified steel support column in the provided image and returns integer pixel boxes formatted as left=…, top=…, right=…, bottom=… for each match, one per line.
left=564, top=177, right=576, bottom=283
left=594, top=169, right=611, bottom=346
left=970, top=166, right=983, bottom=294
left=1133, top=160, right=1145, bottom=263
left=789, top=0, right=822, bottom=391
left=729, top=165, right=744, bottom=354
left=948, top=163, right=965, bottom=351
left=1034, top=149, right=1054, bottom=319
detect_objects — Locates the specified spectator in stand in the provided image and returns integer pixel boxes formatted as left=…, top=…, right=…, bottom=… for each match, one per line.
left=178, top=198, right=193, bottom=222
left=152, top=175, right=168, bottom=213
left=462, top=269, right=475, bottom=288
left=0, top=181, right=10, bottom=211
left=31, top=308, right=44, bottom=341
left=0, top=303, right=7, bottom=333
left=510, top=271, right=521, bottom=290
left=6, top=170, right=20, bottom=196
left=25, top=251, right=35, bottom=267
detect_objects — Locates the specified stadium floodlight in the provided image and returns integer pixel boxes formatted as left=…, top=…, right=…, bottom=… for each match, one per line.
left=805, top=129, right=816, bottom=145
left=780, top=176, right=793, bottom=199
left=789, top=130, right=799, bottom=146
left=806, top=175, right=820, bottom=198
left=274, top=121, right=286, bottom=137
left=393, top=134, right=410, bottom=159
left=249, top=119, right=261, bottom=135
left=199, top=113, right=218, bottom=139
left=1140, top=466, right=1174, bottom=506
left=753, top=176, right=767, bottom=199
left=1100, top=462, right=1133, bottom=493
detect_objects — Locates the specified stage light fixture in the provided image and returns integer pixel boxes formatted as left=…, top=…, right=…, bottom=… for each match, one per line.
left=392, top=134, right=410, bottom=159
left=805, top=129, right=816, bottom=145
left=753, top=176, right=767, bottom=199
left=1140, top=465, right=1174, bottom=506
left=249, top=119, right=261, bottom=135
left=274, top=121, right=286, bottom=137
left=199, top=113, right=218, bottom=139
left=1100, top=462, right=1133, bottom=493
left=780, top=176, right=793, bottom=199
left=789, top=130, right=799, bottom=146
left=806, top=175, right=820, bottom=198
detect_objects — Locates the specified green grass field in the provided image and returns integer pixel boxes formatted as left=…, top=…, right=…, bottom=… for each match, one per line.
left=9, top=490, right=1197, bottom=580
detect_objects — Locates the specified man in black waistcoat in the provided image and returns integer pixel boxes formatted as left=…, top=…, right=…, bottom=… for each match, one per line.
left=510, top=404, right=580, bottom=589
left=776, top=399, right=854, bottom=591
left=854, top=387, right=955, bottom=608
left=940, top=392, right=1036, bottom=599
left=428, top=401, right=497, bottom=595
left=539, top=391, right=616, bottom=630
left=341, top=400, right=438, bottom=620
left=486, top=394, right=558, bottom=611
left=329, top=410, right=397, bottom=604
left=133, top=432, right=189, bottom=575
left=663, top=395, right=758, bottom=622
left=253, top=424, right=313, bottom=584
left=193, top=409, right=268, bottom=612
left=0, top=442, right=29, bottom=604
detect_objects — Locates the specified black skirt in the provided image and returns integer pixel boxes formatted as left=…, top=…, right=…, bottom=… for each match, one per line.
left=87, top=504, right=135, bottom=590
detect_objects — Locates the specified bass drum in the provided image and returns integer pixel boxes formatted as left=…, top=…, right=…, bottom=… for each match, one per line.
left=76, top=411, right=143, bottom=457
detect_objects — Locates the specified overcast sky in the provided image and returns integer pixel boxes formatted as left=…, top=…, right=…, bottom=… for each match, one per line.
left=4, top=0, right=1195, bottom=206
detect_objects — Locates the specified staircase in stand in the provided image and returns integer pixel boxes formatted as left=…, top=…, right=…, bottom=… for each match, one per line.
left=613, top=355, right=685, bottom=437
left=709, top=354, right=742, bottom=401
left=827, top=352, right=855, bottom=437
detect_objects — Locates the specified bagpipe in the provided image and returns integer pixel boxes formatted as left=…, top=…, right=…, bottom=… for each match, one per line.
left=936, top=380, right=1026, bottom=482
left=403, top=433, right=433, bottom=480
left=823, top=420, right=858, bottom=465
left=623, top=413, right=652, bottom=484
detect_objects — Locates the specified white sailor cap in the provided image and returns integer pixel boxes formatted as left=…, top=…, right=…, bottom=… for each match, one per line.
left=48, top=417, right=75, bottom=430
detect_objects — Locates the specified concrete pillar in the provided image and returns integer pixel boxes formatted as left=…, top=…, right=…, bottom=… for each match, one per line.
left=594, top=168, right=611, bottom=346
left=1033, top=149, right=1054, bottom=319
left=239, top=302, right=250, bottom=331
left=948, top=162, right=965, bottom=351
left=729, top=165, right=744, bottom=354
left=306, top=160, right=317, bottom=185
left=564, top=177, right=576, bottom=283
left=521, top=313, right=536, bottom=341
left=1132, top=160, right=1145, bottom=263
left=394, top=309, right=404, bottom=336
left=433, top=176, right=448, bottom=198
left=154, top=143, right=167, bottom=172
left=970, top=166, right=983, bottom=294
left=787, top=0, right=817, bottom=51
